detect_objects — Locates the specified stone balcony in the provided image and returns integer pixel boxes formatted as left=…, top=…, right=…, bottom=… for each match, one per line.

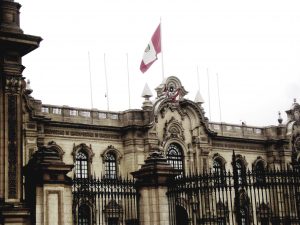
left=37, top=104, right=286, bottom=140
left=39, top=104, right=151, bottom=127
left=209, top=122, right=286, bottom=140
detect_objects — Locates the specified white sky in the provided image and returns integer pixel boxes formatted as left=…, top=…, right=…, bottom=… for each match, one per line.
left=18, top=0, right=300, bottom=126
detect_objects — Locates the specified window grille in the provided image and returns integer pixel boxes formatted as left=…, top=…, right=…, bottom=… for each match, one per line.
left=236, top=159, right=246, bottom=185
left=75, top=151, right=88, bottom=179
left=105, top=152, right=117, bottom=179
left=213, top=158, right=225, bottom=184
left=167, top=143, right=184, bottom=175
left=78, top=204, right=91, bottom=225
left=255, top=161, right=266, bottom=184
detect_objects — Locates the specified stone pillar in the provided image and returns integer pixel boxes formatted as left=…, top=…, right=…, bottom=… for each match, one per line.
left=0, top=0, right=41, bottom=224
left=132, top=149, right=179, bottom=225
left=23, top=146, right=73, bottom=225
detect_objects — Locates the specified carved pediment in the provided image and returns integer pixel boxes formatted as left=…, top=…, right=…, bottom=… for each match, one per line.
left=163, top=117, right=185, bottom=143
left=157, top=100, right=187, bottom=121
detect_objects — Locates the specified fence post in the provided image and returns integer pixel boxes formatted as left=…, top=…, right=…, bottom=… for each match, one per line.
left=23, top=145, right=73, bottom=225
left=232, top=151, right=241, bottom=225
left=291, top=150, right=300, bottom=221
left=132, top=147, right=179, bottom=225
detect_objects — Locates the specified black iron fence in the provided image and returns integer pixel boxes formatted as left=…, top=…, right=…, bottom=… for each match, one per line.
left=72, top=156, right=300, bottom=225
left=73, top=177, right=139, bottom=225
left=167, top=159, right=300, bottom=225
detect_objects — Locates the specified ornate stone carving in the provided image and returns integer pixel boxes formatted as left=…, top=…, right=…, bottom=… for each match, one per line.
left=72, top=143, right=95, bottom=163
left=162, top=117, right=185, bottom=144
left=252, top=156, right=267, bottom=169
left=156, top=99, right=187, bottom=121
left=5, top=76, right=23, bottom=94
left=41, top=141, right=66, bottom=160
left=155, top=76, right=188, bottom=101
left=293, top=135, right=300, bottom=151
left=101, top=145, right=123, bottom=164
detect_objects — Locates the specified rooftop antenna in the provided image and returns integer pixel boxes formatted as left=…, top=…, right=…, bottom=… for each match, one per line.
left=126, top=53, right=131, bottom=109
left=216, top=73, right=222, bottom=123
left=104, top=53, right=109, bottom=111
left=207, top=68, right=211, bottom=120
left=160, top=17, right=165, bottom=80
left=88, top=51, right=94, bottom=109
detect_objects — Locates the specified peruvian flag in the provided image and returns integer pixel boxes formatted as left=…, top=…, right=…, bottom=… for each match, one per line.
left=140, top=24, right=161, bottom=73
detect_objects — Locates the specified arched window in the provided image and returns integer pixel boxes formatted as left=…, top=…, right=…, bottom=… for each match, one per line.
left=238, top=190, right=250, bottom=225
left=75, top=151, right=89, bottom=179
left=78, top=204, right=91, bottom=225
left=255, top=161, right=266, bottom=184
left=105, top=152, right=117, bottom=179
left=213, top=158, right=224, bottom=173
left=213, top=158, right=225, bottom=185
left=167, top=143, right=184, bottom=174
left=236, top=159, right=246, bottom=185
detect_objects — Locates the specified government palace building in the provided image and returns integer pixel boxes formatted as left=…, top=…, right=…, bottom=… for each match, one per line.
left=1, top=1, right=300, bottom=225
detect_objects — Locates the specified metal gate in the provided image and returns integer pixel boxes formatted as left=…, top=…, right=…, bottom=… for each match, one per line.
left=167, top=154, right=300, bottom=225
left=73, top=177, right=139, bottom=225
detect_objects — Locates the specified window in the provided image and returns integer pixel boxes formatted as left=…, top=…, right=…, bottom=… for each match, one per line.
left=261, top=218, right=269, bottom=225
left=52, top=108, right=61, bottom=114
left=75, top=151, right=89, bottom=179
left=108, top=218, right=119, bottom=225
left=167, top=143, right=184, bottom=174
left=213, top=158, right=225, bottom=185
left=105, top=152, right=117, bottom=179
left=70, top=110, right=78, bottom=116
left=41, top=107, right=49, bottom=113
left=240, top=208, right=249, bottom=225
left=255, top=161, right=266, bottom=184
left=78, top=204, right=91, bottom=225
left=236, top=159, right=246, bottom=185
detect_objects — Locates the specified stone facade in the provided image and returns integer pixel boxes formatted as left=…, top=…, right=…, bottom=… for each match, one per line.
left=1, top=0, right=300, bottom=224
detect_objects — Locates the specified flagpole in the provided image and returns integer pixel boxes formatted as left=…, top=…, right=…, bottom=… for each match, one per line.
left=88, top=51, right=94, bottom=109
left=216, top=73, right=222, bottom=123
left=104, top=53, right=110, bottom=111
left=126, top=53, right=131, bottom=109
left=207, top=68, right=211, bottom=121
left=197, top=66, right=200, bottom=90
left=160, top=17, right=165, bottom=80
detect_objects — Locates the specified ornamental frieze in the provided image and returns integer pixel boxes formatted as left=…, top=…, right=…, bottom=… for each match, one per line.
left=44, top=128, right=120, bottom=139
left=5, top=76, right=23, bottom=93
left=162, top=116, right=185, bottom=143
left=213, top=142, right=263, bottom=151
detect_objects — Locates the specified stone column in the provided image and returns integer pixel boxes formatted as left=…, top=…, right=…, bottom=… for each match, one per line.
left=23, top=146, right=73, bottom=225
left=0, top=0, right=41, bottom=224
left=132, top=149, right=179, bottom=225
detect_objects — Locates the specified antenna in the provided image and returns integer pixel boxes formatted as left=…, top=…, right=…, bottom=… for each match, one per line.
left=160, top=18, right=165, bottom=80
left=88, top=51, right=94, bottom=109
left=216, top=73, right=222, bottom=122
left=104, top=53, right=109, bottom=111
left=207, top=68, right=211, bottom=120
left=126, top=53, right=131, bottom=109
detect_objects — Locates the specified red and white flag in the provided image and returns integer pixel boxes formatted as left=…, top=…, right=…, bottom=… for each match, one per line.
left=140, top=24, right=161, bottom=73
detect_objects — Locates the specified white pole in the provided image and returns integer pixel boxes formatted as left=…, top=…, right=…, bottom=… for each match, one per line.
left=104, top=53, right=109, bottom=111
left=207, top=68, right=211, bottom=121
left=216, top=73, right=222, bottom=122
left=160, top=18, right=165, bottom=80
left=126, top=53, right=131, bottom=109
left=197, top=66, right=200, bottom=90
left=88, top=51, right=94, bottom=109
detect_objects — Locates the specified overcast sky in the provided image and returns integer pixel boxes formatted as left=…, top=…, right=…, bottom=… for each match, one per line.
left=18, top=0, right=300, bottom=126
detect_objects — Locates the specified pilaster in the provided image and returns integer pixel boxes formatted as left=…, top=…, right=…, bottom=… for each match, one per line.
left=24, top=145, right=73, bottom=225
left=132, top=149, right=179, bottom=225
left=0, top=0, right=41, bottom=222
